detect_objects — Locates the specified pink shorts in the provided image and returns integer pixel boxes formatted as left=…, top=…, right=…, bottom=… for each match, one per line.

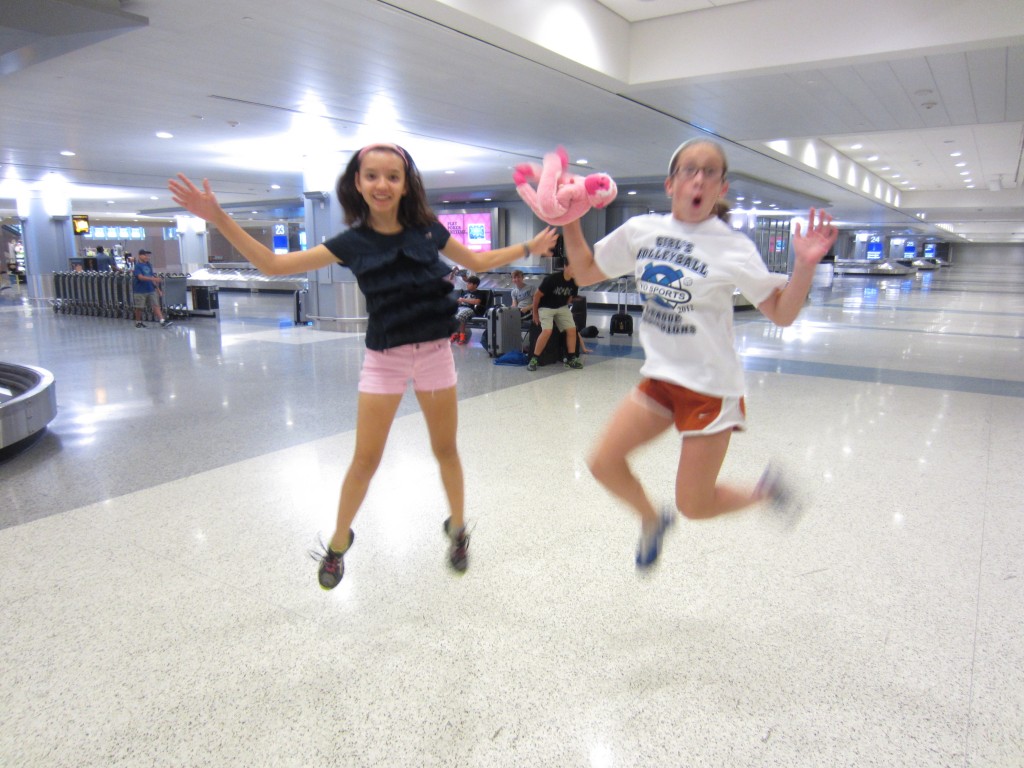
left=358, top=338, right=457, bottom=395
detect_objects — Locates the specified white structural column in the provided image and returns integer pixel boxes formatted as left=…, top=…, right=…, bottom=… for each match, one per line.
left=18, top=189, right=75, bottom=300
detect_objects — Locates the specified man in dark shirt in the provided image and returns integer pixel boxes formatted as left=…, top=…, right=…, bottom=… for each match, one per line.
left=528, top=264, right=582, bottom=370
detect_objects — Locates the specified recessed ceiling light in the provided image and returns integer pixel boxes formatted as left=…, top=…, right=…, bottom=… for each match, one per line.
left=627, top=190, right=637, bottom=195
left=867, top=155, right=879, bottom=161
left=60, top=150, right=75, bottom=157
left=959, top=171, right=970, bottom=176
left=156, top=131, right=173, bottom=139
left=576, top=158, right=588, bottom=165
left=950, top=151, right=962, bottom=157
left=850, top=144, right=863, bottom=150
left=444, top=170, right=455, bottom=175
left=955, top=162, right=966, bottom=167
left=880, top=166, right=890, bottom=171
left=150, top=196, right=158, bottom=200
left=270, top=184, right=280, bottom=190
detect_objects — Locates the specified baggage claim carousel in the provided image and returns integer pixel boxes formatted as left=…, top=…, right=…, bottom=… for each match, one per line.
left=0, top=362, right=57, bottom=451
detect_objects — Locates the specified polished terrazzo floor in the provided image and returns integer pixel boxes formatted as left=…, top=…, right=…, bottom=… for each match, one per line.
left=1, top=264, right=1022, bottom=767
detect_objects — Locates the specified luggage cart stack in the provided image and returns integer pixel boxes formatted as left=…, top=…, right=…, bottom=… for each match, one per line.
left=51, top=270, right=191, bottom=322
left=114, top=272, right=133, bottom=319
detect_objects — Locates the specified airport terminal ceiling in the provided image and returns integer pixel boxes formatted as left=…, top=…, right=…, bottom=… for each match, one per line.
left=0, top=0, right=1022, bottom=244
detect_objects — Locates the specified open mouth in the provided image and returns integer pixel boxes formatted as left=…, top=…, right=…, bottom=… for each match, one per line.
left=691, top=194, right=703, bottom=209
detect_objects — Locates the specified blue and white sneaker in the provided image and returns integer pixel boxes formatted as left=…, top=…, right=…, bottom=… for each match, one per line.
left=756, top=464, right=804, bottom=530
left=636, top=504, right=677, bottom=568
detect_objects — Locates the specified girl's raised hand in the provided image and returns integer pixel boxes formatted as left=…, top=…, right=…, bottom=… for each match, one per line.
left=167, top=174, right=223, bottom=222
left=792, top=207, right=838, bottom=266
left=530, top=226, right=560, bottom=257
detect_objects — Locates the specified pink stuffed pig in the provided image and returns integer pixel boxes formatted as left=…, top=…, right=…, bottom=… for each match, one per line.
left=514, top=146, right=617, bottom=227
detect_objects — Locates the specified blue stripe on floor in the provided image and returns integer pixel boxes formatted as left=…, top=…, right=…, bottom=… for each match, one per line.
left=741, top=356, right=1024, bottom=398
left=586, top=344, right=1024, bottom=398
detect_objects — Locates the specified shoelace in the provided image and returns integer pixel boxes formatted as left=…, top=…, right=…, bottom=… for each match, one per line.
left=309, top=536, right=341, bottom=567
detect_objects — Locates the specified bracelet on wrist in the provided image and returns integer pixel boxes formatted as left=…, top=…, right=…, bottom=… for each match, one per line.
left=522, top=243, right=530, bottom=258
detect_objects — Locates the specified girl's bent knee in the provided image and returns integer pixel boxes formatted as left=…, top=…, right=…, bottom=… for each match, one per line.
left=587, top=452, right=620, bottom=484
left=432, top=443, right=460, bottom=465
left=677, top=501, right=713, bottom=520
left=349, top=452, right=383, bottom=478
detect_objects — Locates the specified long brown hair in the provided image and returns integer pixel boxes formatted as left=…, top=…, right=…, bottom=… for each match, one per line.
left=336, top=144, right=437, bottom=229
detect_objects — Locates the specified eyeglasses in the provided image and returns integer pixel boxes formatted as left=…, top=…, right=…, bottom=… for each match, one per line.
left=672, top=166, right=725, bottom=181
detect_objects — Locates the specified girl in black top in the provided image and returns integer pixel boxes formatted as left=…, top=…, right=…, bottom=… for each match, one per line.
left=169, top=144, right=557, bottom=587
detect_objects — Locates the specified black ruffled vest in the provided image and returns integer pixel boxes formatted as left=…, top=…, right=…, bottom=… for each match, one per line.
left=323, top=222, right=458, bottom=351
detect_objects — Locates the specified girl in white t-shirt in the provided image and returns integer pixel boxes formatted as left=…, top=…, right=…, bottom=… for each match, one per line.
left=561, top=139, right=837, bottom=568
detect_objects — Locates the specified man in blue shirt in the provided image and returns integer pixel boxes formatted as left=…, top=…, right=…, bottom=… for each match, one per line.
left=132, top=249, right=172, bottom=328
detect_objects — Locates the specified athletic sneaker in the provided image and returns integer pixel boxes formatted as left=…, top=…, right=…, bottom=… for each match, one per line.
left=527, top=357, right=539, bottom=371
left=565, top=355, right=583, bottom=369
left=135, top=321, right=146, bottom=328
left=311, top=530, right=354, bottom=590
left=756, top=464, right=803, bottom=530
left=636, top=504, right=677, bottom=568
left=160, top=319, right=174, bottom=328
left=457, top=333, right=468, bottom=345
left=443, top=517, right=469, bottom=572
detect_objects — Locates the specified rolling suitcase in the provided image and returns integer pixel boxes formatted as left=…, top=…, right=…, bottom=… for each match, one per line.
left=484, top=305, right=521, bottom=357
left=609, top=278, right=633, bottom=336
left=570, top=295, right=587, bottom=329
left=294, top=288, right=309, bottom=325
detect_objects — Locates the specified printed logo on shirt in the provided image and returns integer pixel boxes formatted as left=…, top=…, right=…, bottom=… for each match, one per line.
left=638, top=263, right=692, bottom=309
left=637, top=237, right=709, bottom=277
left=635, top=235, right=708, bottom=336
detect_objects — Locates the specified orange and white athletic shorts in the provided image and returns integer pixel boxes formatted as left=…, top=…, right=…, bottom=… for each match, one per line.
left=632, top=378, right=746, bottom=436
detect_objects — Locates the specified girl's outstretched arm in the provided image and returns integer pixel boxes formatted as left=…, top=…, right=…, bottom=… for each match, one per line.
left=561, top=219, right=608, bottom=286
left=168, top=173, right=337, bottom=275
left=757, top=207, right=837, bottom=327
left=442, top=226, right=558, bottom=273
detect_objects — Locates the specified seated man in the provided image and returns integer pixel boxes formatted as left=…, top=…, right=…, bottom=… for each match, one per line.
left=453, top=274, right=485, bottom=344
left=509, top=269, right=536, bottom=319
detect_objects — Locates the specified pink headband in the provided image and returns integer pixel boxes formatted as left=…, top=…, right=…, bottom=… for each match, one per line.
left=357, top=143, right=409, bottom=168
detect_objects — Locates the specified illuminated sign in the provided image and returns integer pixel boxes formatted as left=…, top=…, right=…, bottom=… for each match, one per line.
left=438, top=212, right=493, bottom=252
